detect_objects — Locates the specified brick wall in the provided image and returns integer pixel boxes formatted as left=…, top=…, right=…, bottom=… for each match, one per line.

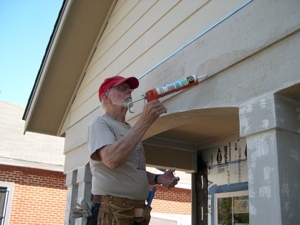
left=0, top=164, right=67, bottom=225
left=152, top=185, right=191, bottom=215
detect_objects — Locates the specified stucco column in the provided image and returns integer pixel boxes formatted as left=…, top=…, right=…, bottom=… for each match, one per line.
left=239, top=94, right=300, bottom=225
left=65, top=170, right=78, bottom=225
left=75, top=165, right=92, bottom=225
left=65, top=165, right=92, bottom=225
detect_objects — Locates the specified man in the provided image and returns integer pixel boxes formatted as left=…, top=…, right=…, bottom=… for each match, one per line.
left=87, top=75, right=180, bottom=225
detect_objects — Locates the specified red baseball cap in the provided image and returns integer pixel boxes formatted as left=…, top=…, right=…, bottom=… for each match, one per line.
left=98, top=75, right=139, bottom=102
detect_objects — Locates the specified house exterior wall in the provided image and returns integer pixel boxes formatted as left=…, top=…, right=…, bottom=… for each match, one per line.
left=61, top=0, right=300, bottom=224
left=63, top=0, right=300, bottom=171
left=0, top=165, right=67, bottom=225
left=63, top=0, right=254, bottom=172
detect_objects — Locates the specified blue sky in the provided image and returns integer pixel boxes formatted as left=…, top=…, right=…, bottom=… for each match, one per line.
left=0, top=1, right=63, bottom=106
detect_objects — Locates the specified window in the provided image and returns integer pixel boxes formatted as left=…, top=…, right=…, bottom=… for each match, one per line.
left=214, top=190, right=249, bottom=225
left=0, top=187, right=8, bottom=225
left=0, top=183, right=14, bottom=225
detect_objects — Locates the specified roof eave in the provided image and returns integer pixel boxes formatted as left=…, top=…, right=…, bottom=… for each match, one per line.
left=23, top=0, right=117, bottom=136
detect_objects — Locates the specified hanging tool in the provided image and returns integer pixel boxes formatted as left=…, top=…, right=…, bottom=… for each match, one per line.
left=128, top=74, right=209, bottom=113
left=146, top=186, right=156, bottom=207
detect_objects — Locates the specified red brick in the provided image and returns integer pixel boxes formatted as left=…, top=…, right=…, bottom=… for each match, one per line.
left=0, top=165, right=67, bottom=225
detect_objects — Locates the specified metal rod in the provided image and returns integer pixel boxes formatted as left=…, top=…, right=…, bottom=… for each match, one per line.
left=128, top=95, right=145, bottom=113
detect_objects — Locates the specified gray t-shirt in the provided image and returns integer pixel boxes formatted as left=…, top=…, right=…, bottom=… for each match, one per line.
left=88, top=114, right=149, bottom=200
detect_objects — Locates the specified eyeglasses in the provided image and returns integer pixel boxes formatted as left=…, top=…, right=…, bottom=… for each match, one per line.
left=113, top=83, right=132, bottom=92
left=105, top=83, right=132, bottom=95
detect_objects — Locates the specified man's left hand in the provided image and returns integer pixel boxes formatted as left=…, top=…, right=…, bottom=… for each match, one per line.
left=160, top=168, right=180, bottom=189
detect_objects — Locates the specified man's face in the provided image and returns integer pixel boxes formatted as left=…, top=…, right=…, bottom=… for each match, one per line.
left=106, top=82, right=133, bottom=107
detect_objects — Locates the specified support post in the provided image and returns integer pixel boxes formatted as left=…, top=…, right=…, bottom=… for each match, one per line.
left=239, top=94, right=300, bottom=225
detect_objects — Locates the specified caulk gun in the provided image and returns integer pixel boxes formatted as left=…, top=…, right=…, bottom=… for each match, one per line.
left=128, top=74, right=208, bottom=113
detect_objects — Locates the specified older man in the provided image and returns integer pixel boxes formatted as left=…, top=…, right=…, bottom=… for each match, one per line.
left=87, top=75, right=179, bottom=225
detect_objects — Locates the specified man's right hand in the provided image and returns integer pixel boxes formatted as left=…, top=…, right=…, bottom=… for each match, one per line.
left=140, top=99, right=167, bottom=124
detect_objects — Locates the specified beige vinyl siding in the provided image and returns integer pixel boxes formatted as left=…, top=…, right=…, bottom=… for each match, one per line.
left=70, top=0, right=249, bottom=127
left=63, top=0, right=252, bottom=169
left=63, top=0, right=300, bottom=171
left=72, top=0, right=180, bottom=117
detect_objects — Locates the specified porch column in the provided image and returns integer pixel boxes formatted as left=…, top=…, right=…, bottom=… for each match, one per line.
left=239, top=94, right=300, bottom=225
left=75, top=165, right=92, bottom=225
left=65, top=170, right=78, bottom=225
left=65, top=165, right=92, bottom=225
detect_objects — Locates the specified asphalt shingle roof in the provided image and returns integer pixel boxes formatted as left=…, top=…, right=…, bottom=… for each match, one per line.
left=0, top=101, right=65, bottom=171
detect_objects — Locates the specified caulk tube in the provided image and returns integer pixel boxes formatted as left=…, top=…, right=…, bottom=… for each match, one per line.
left=145, top=75, right=199, bottom=102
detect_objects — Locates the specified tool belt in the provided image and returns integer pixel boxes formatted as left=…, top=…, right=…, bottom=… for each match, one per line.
left=91, top=194, right=151, bottom=219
